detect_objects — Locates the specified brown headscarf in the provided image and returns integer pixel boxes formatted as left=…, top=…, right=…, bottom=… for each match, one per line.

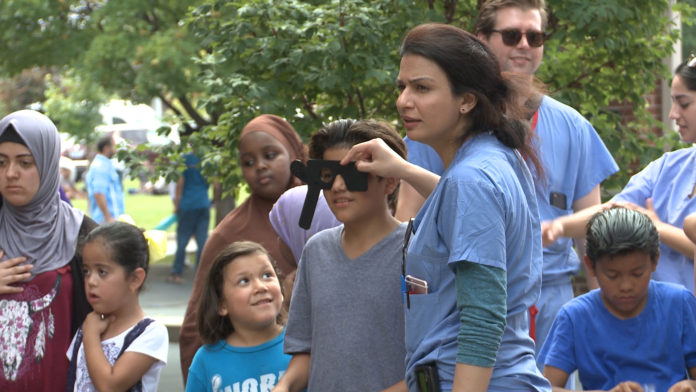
left=240, top=114, right=307, bottom=165
left=179, top=114, right=307, bottom=379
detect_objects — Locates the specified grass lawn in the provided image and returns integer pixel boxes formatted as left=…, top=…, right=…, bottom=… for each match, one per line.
left=72, top=187, right=178, bottom=231
left=72, top=178, right=249, bottom=231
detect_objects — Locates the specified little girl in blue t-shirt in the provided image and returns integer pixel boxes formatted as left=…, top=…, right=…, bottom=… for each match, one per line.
left=185, top=241, right=290, bottom=392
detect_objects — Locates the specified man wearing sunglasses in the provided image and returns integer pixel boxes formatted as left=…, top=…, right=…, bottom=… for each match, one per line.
left=474, top=0, right=619, bottom=371
left=475, top=1, right=546, bottom=76
left=397, top=0, right=619, bottom=376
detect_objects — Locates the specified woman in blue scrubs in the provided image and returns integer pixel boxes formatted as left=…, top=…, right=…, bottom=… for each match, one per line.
left=342, top=23, right=551, bottom=391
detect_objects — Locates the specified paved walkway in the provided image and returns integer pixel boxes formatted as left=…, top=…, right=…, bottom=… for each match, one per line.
left=141, top=258, right=194, bottom=341
left=140, top=236, right=197, bottom=391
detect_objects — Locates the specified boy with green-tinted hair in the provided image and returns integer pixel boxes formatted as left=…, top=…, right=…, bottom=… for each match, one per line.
left=539, top=207, right=696, bottom=391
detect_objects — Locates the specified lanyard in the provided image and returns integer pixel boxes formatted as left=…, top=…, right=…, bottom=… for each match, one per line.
left=531, top=109, right=539, bottom=132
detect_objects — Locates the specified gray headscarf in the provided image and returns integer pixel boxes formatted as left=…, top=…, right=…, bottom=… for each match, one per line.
left=0, top=110, right=84, bottom=276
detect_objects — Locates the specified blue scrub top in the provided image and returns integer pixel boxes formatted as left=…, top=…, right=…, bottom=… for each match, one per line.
left=404, top=133, right=549, bottom=391
left=406, top=96, right=618, bottom=283
left=612, top=146, right=696, bottom=292
left=533, top=96, right=618, bottom=282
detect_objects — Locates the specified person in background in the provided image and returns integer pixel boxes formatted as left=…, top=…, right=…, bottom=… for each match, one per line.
left=539, top=207, right=696, bottom=392
left=544, top=55, right=696, bottom=294
left=268, top=185, right=340, bottom=310
left=269, top=185, right=340, bottom=266
left=185, top=241, right=289, bottom=392
left=168, top=153, right=211, bottom=284
left=85, top=134, right=125, bottom=224
left=0, top=110, right=98, bottom=391
left=396, top=0, right=619, bottom=368
left=60, top=155, right=86, bottom=202
left=179, top=114, right=307, bottom=381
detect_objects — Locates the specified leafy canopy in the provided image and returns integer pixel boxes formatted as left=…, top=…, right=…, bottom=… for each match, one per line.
left=0, top=0, right=690, bottom=197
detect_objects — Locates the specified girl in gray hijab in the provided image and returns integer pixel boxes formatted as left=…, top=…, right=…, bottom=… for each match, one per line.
left=0, top=110, right=97, bottom=392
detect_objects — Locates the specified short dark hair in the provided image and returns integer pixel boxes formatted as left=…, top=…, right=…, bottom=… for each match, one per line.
left=196, top=241, right=284, bottom=345
left=585, top=207, right=660, bottom=267
left=475, top=0, right=548, bottom=37
left=309, top=119, right=406, bottom=212
left=83, top=221, right=150, bottom=289
left=96, top=134, right=113, bottom=153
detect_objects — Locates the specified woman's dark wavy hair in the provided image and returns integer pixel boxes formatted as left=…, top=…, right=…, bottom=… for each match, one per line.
left=197, top=241, right=284, bottom=345
left=675, top=57, right=696, bottom=91
left=400, top=23, right=543, bottom=176
left=83, top=221, right=149, bottom=291
left=309, top=118, right=407, bottom=213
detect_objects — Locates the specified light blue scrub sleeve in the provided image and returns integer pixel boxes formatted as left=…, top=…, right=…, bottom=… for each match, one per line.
left=455, top=261, right=507, bottom=367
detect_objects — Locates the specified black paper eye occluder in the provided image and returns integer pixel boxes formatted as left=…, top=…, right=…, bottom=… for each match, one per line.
left=290, top=159, right=368, bottom=229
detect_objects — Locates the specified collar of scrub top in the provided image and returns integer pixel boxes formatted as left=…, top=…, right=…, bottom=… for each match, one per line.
left=290, top=159, right=368, bottom=229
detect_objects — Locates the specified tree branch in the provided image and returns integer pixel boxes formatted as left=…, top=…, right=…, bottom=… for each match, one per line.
left=354, top=86, right=366, bottom=118
left=156, top=93, right=178, bottom=114
left=302, top=95, right=318, bottom=120
left=444, top=0, right=457, bottom=24
left=178, top=95, right=211, bottom=129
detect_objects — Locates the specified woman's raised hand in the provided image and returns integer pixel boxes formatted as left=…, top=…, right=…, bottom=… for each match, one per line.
left=0, top=250, right=32, bottom=295
left=340, top=138, right=408, bottom=179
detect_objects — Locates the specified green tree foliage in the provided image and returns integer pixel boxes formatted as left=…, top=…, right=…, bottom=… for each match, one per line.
left=0, top=0, right=689, bottom=198
left=188, top=0, right=688, bottom=195
left=42, top=72, right=105, bottom=141
left=75, top=0, right=211, bottom=131
left=0, top=67, right=52, bottom=114
left=539, top=0, right=689, bottom=193
left=682, top=0, right=696, bottom=55
left=0, top=0, right=210, bottom=136
left=186, top=0, right=441, bottom=191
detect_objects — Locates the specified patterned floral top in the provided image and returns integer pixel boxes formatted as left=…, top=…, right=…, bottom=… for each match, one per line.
left=0, top=266, right=75, bottom=392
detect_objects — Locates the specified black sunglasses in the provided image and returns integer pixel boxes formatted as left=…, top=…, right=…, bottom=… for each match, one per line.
left=491, top=28, right=547, bottom=48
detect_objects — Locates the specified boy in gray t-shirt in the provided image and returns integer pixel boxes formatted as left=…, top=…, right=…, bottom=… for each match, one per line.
left=274, top=119, right=407, bottom=391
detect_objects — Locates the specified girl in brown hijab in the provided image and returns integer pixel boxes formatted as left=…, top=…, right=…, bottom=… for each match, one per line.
left=179, top=114, right=307, bottom=379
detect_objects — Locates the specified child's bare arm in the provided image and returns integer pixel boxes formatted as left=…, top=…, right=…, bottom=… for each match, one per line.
left=541, top=203, right=607, bottom=247
left=82, top=313, right=158, bottom=392
left=273, top=353, right=310, bottom=392
left=683, top=213, right=696, bottom=243
left=619, top=199, right=694, bottom=259
left=684, top=214, right=696, bottom=290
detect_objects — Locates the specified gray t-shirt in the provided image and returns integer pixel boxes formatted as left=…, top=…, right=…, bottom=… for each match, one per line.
left=284, top=223, right=407, bottom=390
